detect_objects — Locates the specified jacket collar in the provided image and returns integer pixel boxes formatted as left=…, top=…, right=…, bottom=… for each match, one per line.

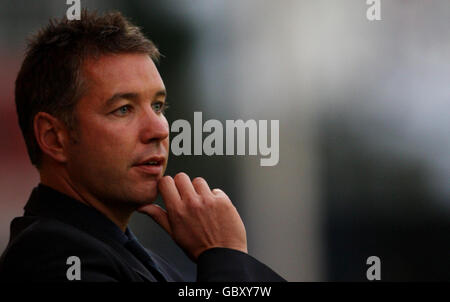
left=24, top=183, right=130, bottom=245
left=22, top=184, right=171, bottom=281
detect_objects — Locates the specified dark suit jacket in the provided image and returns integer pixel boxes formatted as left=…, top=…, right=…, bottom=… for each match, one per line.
left=0, top=184, right=286, bottom=282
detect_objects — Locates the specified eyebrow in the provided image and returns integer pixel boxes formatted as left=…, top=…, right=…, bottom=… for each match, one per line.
left=105, top=89, right=167, bottom=108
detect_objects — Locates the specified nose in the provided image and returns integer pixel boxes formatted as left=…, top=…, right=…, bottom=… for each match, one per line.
left=139, top=107, right=169, bottom=144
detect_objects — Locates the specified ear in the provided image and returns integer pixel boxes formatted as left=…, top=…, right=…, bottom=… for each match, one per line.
left=33, top=112, right=70, bottom=164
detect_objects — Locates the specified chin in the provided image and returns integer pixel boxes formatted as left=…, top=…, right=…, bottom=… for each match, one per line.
left=124, top=193, right=157, bottom=210
left=131, top=184, right=158, bottom=204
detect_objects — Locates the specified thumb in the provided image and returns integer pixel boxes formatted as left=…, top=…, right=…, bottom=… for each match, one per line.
left=137, top=204, right=173, bottom=236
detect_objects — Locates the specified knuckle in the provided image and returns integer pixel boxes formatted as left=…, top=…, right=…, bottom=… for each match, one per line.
left=187, top=194, right=202, bottom=204
left=201, top=195, right=214, bottom=206
left=217, top=197, right=234, bottom=210
left=188, top=198, right=203, bottom=211
left=172, top=208, right=185, bottom=221
left=215, top=190, right=230, bottom=201
left=212, top=188, right=225, bottom=196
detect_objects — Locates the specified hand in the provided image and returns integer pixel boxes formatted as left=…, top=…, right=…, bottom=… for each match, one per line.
left=137, top=172, right=247, bottom=262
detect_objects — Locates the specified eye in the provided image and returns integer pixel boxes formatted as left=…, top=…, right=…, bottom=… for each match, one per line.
left=113, top=105, right=132, bottom=116
left=152, top=101, right=169, bottom=114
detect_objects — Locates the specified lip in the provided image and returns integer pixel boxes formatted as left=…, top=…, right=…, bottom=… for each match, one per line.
left=135, top=155, right=165, bottom=166
left=133, top=155, right=165, bottom=176
left=133, top=164, right=163, bottom=175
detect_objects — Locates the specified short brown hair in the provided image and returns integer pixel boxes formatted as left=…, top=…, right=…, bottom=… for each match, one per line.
left=15, top=10, right=160, bottom=168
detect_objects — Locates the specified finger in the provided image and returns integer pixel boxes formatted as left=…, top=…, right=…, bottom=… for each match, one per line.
left=212, top=188, right=226, bottom=196
left=173, top=172, right=198, bottom=200
left=137, top=204, right=173, bottom=236
left=158, top=176, right=182, bottom=212
left=192, top=177, right=213, bottom=197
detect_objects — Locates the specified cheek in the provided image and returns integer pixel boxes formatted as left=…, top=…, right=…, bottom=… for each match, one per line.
left=163, top=134, right=169, bottom=150
left=162, top=118, right=170, bottom=149
left=75, top=120, right=135, bottom=167
left=162, top=136, right=170, bottom=172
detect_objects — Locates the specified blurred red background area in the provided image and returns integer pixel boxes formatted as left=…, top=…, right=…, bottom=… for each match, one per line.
left=0, top=52, right=39, bottom=250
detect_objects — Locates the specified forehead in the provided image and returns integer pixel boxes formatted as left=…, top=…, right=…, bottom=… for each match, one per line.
left=82, top=53, right=164, bottom=103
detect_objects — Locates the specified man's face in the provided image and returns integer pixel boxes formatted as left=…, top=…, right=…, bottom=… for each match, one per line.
left=66, top=53, right=169, bottom=207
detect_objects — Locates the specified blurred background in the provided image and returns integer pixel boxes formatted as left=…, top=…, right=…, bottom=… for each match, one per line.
left=0, top=0, right=449, bottom=281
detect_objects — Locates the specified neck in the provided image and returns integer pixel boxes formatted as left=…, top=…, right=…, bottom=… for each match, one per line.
left=40, top=166, right=133, bottom=232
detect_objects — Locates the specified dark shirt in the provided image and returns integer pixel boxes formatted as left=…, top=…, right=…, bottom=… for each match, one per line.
left=0, top=184, right=286, bottom=282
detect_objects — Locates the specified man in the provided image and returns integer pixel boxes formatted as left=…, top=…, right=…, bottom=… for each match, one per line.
left=0, top=10, right=285, bottom=282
